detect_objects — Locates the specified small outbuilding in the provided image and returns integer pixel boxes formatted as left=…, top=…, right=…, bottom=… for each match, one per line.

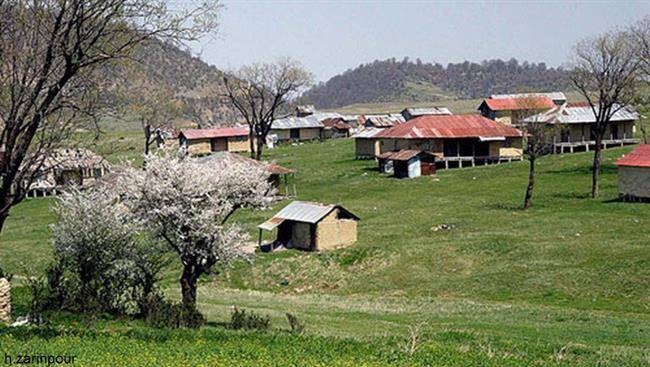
left=377, top=150, right=436, bottom=178
left=258, top=201, right=359, bottom=251
left=179, top=126, right=250, bottom=156
left=615, top=145, right=650, bottom=202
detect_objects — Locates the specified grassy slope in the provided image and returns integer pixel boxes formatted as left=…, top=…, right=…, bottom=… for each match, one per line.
left=1, top=137, right=649, bottom=365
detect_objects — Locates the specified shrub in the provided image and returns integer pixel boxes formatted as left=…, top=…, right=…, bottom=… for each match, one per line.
left=145, top=297, right=205, bottom=329
left=286, top=313, right=305, bottom=334
left=50, top=188, right=167, bottom=316
left=229, top=307, right=270, bottom=331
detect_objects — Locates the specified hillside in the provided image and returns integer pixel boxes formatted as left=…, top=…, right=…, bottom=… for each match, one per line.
left=102, top=39, right=239, bottom=126
left=301, top=58, right=571, bottom=109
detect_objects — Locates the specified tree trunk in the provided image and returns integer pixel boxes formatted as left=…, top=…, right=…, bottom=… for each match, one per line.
left=0, top=210, right=8, bottom=235
left=180, top=265, right=198, bottom=309
left=523, top=158, right=535, bottom=210
left=255, top=135, right=265, bottom=161
left=249, top=131, right=256, bottom=159
left=592, top=136, right=603, bottom=199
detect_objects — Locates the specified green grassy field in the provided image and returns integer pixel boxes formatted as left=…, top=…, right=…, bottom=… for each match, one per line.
left=1, top=137, right=649, bottom=365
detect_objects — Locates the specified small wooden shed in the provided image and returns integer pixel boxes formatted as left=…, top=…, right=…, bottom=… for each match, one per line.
left=616, top=145, right=650, bottom=202
left=377, top=150, right=436, bottom=179
left=258, top=201, right=359, bottom=251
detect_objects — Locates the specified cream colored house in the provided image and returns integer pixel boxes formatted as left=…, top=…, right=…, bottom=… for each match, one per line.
left=374, top=114, right=524, bottom=169
left=616, top=145, right=650, bottom=202
left=258, top=201, right=359, bottom=251
left=179, top=127, right=250, bottom=156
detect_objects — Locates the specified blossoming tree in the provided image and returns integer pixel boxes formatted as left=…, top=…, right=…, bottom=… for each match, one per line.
left=117, top=150, right=273, bottom=309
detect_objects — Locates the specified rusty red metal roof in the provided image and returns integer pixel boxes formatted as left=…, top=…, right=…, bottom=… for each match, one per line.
left=481, top=97, right=556, bottom=111
left=322, top=118, right=351, bottom=130
left=375, top=114, right=523, bottom=139
left=616, top=145, right=650, bottom=168
left=180, top=127, right=249, bottom=140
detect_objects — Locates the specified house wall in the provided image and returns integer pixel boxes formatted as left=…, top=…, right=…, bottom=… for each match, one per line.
left=299, top=128, right=322, bottom=140
left=498, top=138, right=523, bottom=157
left=558, top=121, right=635, bottom=143
left=315, top=209, right=358, bottom=251
left=618, top=166, right=650, bottom=199
left=271, top=128, right=322, bottom=141
left=355, top=139, right=378, bottom=159
left=186, top=139, right=212, bottom=155
left=227, top=136, right=250, bottom=152
left=291, top=222, right=313, bottom=250
left=378, top=139, right=443, bottom=157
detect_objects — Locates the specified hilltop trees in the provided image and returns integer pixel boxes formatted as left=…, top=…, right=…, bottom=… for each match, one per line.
left=223, top=58, right=313, bottom=160
left=116, top=149, right=273, bottom=310
left=570, top=30, right=643, bottom=198
left=0, top=0, right=221, bottom=234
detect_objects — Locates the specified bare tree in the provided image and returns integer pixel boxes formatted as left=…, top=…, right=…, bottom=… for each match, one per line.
left=631, top=16, right=650, bottom=144
left=223, top=58, right=313, bottom=160
left=115, top=66, right=181, bottom=156
left=570, top=30, right=642, bottom=198
left=517, top=97, right=563, bottom=210
left=0, top=0, right=221, bottom=234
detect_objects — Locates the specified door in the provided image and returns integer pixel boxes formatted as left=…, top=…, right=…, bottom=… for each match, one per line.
left=611, top=124, right=619, bottom=140
left=290, top=128, right=300, bottom=140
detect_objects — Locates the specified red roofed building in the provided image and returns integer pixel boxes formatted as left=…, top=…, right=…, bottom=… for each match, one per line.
left=375, top=114, right=524, bottom=169
left=616, top=145, right=650, bottom=201
left=322, top=117, right=352, bottom=139
left=179, top=126, right=251, bottom=155
left=478, top=96, right=556, bottom=125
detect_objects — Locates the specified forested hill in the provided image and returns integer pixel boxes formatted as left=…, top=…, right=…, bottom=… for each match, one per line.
left=103, top=38, right=238, bottom=125
left=301, top=58, right=571, bottom=109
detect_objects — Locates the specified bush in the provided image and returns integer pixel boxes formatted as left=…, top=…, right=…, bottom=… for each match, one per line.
left=229, top=307, right=270, bottom=331
left=145, top=297, right=205, bottom=329
left=49, top=188, right=167, bottom=316
left=286, top=313, right=305, bottom=334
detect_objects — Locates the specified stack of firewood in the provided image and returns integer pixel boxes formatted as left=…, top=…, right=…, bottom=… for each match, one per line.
left=0, top=278, right=10, bottom=325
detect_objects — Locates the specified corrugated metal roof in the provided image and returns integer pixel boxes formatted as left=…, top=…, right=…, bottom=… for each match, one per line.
left=272, top=112, right=341, bottom=129
left=181, top=127, right=249, bottom=140
left=491, top=92, right=566, bottom=102
left=259, top=201, right=359, bottom=229
left=353, top=127, right=383, bottom=138
left=322, top=118, right=351, bottom=130
left=616, top=145, right=650, bottom=167
left=481, top=97, right=556, bottom=111
left=525, top=103, right=639, bottom=124
left=375, top=114, right=523, bottom=139
left=402, top=107, right=452, bottom=117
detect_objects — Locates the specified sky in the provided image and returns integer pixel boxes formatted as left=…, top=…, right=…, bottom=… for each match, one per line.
left=188, top=0, right=649, bottom=82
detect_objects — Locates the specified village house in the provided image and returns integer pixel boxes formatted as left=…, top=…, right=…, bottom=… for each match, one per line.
left=615, top=145, right=650, bottom=202
left=478, top=96, right=557, bottom=125
left=353, top=127, right=383, bottom=159
left=258, top=201, right=359, bottom=251
left=322, top=117, right=352, bottom=139
left=270, top=114, right=332, bottom=142
left=524, top=102, right=639, bottom=154
left=490, top=92, right=567, bottom=106
left=361, top=114, right=405, bottom=129
left=374, top=114, right=524, bottom=169
left=179, top=126, right=250, bottom=156
left=195, top=151, right=297, bottom=197
left=400, top=107, right=452, bottom=121
left=377, top=150, right=437, bottom=178
left=23, top=148, right=111, bottom=198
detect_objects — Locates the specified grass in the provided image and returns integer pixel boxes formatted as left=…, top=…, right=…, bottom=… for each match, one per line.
left=1, top=135, right=649, bottom=365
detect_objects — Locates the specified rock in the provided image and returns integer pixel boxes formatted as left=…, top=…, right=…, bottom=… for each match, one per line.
left=431, top=223, right=455, bottom=232
left=0, top=277, right=10, bottom=325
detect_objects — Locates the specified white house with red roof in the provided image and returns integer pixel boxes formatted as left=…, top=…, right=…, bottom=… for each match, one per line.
left=179, top=126, right=251, bottom=156
left=616, top=145, right=650, bottom=202
left=374, top=114, right=524, bottom=169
